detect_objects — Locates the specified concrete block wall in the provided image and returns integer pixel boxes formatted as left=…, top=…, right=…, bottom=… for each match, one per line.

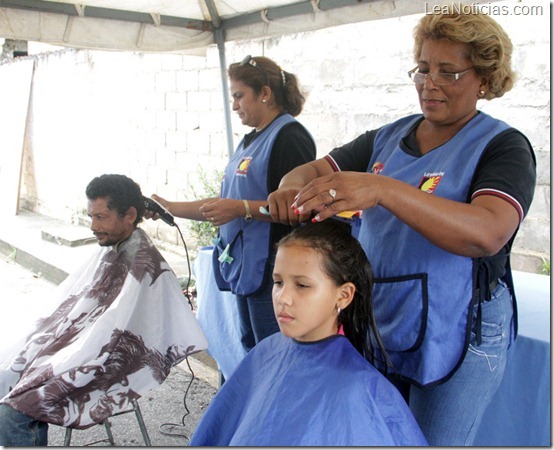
left=10, top=2, right=550, bottom=272
left=224, top=8, right=550, bottom=273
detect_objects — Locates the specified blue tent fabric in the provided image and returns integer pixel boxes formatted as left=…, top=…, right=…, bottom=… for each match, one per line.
left=189, top=333, right=427, bottom=446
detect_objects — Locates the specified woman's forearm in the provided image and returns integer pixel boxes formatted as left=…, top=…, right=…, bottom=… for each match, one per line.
left=165, top=198, right=217, bottom=221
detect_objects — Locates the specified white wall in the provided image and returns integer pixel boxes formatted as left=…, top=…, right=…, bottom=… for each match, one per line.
left=7, top=1, right=550, bottom=272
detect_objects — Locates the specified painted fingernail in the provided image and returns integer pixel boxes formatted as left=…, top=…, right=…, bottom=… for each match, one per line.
left=311, top=214, right=321, bottom=223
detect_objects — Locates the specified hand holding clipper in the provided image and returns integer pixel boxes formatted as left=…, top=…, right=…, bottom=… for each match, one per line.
left=142, top=196, right=175, bottom=226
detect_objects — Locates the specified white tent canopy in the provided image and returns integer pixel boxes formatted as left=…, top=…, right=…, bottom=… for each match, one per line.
left=0, top=0, right=501, bottom=156
left=0, top=0, right=445, bottom=53
left=3, top=0, right=455, bottom=155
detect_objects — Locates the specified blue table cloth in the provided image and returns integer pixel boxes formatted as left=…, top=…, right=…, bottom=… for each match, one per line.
left=194, top=247, right=246, bottom=381
left=473, top=271, right=550, bottom=446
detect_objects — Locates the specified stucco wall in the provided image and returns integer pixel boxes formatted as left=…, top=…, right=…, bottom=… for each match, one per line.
left=6, top=2, right=550, bottom=273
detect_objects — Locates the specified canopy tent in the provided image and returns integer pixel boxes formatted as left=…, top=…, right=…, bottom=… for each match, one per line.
left=0, top=0, right=441, bottom=156
left=0, top=0, right=498, bottom=156
left=0, top=0, right=442, bottom=53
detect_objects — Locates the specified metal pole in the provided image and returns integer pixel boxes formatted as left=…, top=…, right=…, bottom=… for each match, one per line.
left=214, top=28, right=234, bottom=159
left=202, top=0, right=233, bottom=158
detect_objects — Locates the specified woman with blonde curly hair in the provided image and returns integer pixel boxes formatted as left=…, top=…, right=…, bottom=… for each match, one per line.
left=413, top=11, right=515, bottom=99
left=268, top=9, right=536, bottom=446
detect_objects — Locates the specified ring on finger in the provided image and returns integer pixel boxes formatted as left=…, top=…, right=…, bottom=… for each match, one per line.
left=328, top=188, right=337, bottom=204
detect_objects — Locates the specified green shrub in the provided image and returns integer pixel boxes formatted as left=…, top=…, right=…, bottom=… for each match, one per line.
left=541, top=257, right=550, bottom=276
left=188, top=168, right=223, bottom=248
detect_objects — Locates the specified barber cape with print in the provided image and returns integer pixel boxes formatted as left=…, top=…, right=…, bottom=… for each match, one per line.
left=0, top=228, right=207, bottom=429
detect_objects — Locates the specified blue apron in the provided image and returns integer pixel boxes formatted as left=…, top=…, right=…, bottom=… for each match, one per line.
left=359, top=112, right=511, bottom=386
left=212, top=114, right=296, bottom=296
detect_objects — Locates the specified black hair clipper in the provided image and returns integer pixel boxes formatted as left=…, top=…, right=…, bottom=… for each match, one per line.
left=142, top=196, right=175, bottom=226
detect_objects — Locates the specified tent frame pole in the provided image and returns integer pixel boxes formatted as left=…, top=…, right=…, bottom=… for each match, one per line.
left=214, top=28, right=234, bottom=159
left=204, top=0, right=234, bottom=159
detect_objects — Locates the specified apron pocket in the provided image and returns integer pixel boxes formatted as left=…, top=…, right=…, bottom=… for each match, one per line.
left=212, top=230, right=243, bottom=291
left=373, top=273, right=428, bottom=352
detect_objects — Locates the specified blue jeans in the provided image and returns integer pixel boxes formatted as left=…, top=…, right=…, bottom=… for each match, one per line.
left=235, top=255, right=279, bottom=353
left=409, top=281, right=513, bottom=446
left=0, top=403, right=48, bottom=446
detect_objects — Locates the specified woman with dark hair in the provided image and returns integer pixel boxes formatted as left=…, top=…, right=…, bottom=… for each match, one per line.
left=268, top=9, right=536, bottom=446
left=150, top=56, right=316, bottom=355
left=189, top=220, right=427, bottom=446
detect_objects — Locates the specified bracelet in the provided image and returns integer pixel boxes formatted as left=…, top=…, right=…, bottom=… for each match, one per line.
left=242, top=199, right=253, bottom=222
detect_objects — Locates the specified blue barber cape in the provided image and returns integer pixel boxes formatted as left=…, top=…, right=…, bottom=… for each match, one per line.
left=190, top=333, right=427, bottom=446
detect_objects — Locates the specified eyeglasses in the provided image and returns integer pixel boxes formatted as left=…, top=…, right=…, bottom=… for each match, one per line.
left=408, top=66, right=474, bottom=86
left=240, top=55, right=270, bottom=85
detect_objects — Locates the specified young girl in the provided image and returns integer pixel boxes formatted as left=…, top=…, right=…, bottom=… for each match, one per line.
left=189, top=221, right=427, bottom=446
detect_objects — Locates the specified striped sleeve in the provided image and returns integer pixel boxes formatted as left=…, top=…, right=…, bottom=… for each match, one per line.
left=472, top=188, right=525, bottom=223
left=324, top=154, right=341, bottom=172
